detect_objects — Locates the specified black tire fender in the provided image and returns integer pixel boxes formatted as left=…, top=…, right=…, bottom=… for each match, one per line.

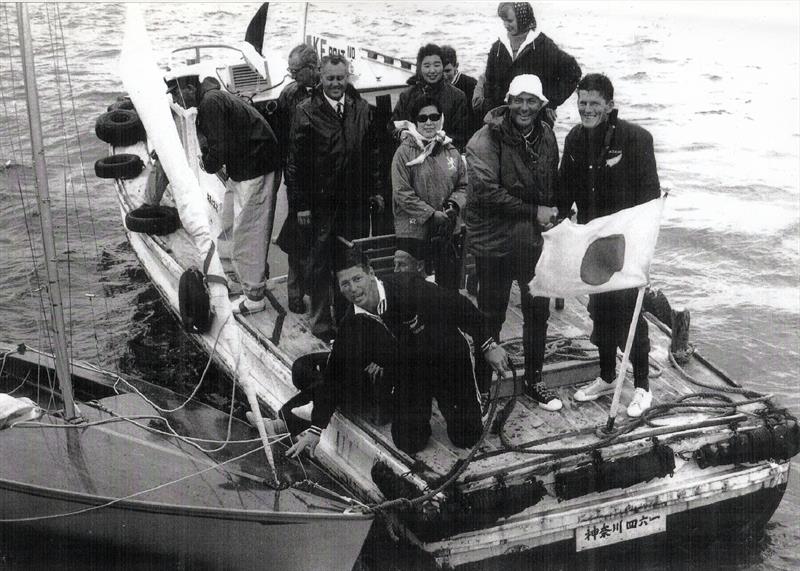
left=95, top=109, right=145, bottom=146
left=94, top=154, right=144, bottom=180
left=107, top=97, right=136, bottom=112
left=125, top=205, right=181, bottom=236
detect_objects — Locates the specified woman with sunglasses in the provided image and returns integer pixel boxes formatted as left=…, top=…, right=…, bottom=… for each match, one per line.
left=391, top=97, right=467, bottom=290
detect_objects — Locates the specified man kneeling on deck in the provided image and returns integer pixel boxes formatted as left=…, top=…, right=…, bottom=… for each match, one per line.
left=252, top=247, right=509, bottom=457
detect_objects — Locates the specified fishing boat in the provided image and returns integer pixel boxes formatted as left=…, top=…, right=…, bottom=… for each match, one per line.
left=102, top=4, right=800, bottom=569
left=0, top=5, right=372, bottom=570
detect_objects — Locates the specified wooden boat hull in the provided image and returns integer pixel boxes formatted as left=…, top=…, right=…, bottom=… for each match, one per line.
left=0, top=346, right=372, bottom=571
left=0, top=479, right=372, bottom=571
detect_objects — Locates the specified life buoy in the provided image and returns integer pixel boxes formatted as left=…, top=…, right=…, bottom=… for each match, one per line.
left=125, top=205, right=181, bottom=235
left=107, top=97, right=136, bottom=112
left=95, top=110, right=145, bottom=146
left=94, top=154, right=144, bottom=180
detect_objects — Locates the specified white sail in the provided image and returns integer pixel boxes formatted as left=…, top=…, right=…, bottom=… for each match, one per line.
left=118, top=5, right=278, bottom=481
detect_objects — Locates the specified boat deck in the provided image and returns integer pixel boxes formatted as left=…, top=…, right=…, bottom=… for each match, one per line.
left=212, top=240, right=760, bottom=484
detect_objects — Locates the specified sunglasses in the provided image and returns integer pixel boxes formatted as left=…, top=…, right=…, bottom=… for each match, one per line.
left=415, top=113, right=441, bottom=123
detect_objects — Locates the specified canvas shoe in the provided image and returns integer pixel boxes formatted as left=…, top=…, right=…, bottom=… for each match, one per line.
left=626, top=388, right=653, bottom=418
left=245, top=411, right=287, bottom=436
left=529, top=381, right=563, bottom=412
left=232, top=295, right=266, bottom=315
left=574, top=377, right=615, bottom=402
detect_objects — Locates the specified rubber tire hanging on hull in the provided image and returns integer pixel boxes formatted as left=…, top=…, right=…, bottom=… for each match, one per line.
left=125, top=205, right=181, bottom=236
left=94, top=154, right=144, bottom=180
left=107, top=97, right=136, bottom=112
left=95, top=110, right=145, bottom=146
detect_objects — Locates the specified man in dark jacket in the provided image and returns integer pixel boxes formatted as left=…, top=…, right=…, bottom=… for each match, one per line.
left=285, top=54, right=385, bottom=342
left=557, top=73, right=661, bottom=418
left=465, top=74, right=562, bottom=412
left=196, top=75, right=280, bottom=314
left=482, top=2, right=581, bottom=126
left=273, top=249, right=509, bottom=458
left=441, top=45, right=481, bottom=143
left=389, top=43, right=469, bottom=151
left=275, top=44, right=320, bottom=314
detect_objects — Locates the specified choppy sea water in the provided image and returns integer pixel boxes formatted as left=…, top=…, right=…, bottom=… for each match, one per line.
left=0, top=2, right=797, bottom=569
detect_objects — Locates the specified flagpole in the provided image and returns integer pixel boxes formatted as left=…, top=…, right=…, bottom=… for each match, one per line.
left=604, top=286, right=646, bottom=432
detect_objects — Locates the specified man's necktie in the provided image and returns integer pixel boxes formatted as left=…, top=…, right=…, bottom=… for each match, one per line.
left=336, top=102, right=343, bottom=119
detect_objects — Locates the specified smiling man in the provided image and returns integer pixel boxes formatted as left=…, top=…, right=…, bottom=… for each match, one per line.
left=285, top=54, right=385, bottom=342
left=278, top=248, right=509, bottom=458
left=557, top=73, right=661, bottom=418
left=465, top=74, right=562, bottom=411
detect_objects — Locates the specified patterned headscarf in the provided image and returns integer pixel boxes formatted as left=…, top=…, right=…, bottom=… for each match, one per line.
left=497, top=2, right=537, bottom=33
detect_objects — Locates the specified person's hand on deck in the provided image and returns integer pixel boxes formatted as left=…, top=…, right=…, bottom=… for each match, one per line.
left=286, top=428, right=321, bottom=458
left=297, top=210, right=312, bottom=227
left=483, top=343, right=509, bottom=374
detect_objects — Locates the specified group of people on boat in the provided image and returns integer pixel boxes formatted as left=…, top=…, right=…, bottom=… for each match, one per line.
left=169, top=2, right=662, bottom=458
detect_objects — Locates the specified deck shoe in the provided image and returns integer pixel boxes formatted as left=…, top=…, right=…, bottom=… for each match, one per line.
left=529, top=382, right=563, bottom=412
left=245, top=411, right=288, bottom=436
left=574, top=377, right=615, bottom=402
left=232, top=296, right=266, bottom=315
left=626, top=388, right=653, bottom=418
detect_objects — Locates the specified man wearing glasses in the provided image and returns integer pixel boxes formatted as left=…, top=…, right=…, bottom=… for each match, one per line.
left=276, top=44, right=320, bottom=315
left=465, top=74, right=562, bottom=412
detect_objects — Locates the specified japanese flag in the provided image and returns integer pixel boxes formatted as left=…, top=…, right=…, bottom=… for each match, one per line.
left=529, top=196, right=665, bottom=298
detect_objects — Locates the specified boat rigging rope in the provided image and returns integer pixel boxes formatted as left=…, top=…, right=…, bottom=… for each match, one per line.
left=0, top=444, right=270, bottom=523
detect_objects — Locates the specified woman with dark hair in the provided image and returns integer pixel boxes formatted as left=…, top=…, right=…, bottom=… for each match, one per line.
left=481, top=2, right=582, bottom=126
left=388, top=44, right=468, bottom=151
left=391, top=97, right=467, bottom=290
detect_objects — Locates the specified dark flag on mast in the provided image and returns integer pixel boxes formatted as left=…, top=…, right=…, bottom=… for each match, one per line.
left=244, top=3, right=270, bottom=55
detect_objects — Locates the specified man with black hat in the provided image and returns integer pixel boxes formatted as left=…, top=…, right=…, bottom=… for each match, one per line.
left=256, top=248, right=509, bottom=458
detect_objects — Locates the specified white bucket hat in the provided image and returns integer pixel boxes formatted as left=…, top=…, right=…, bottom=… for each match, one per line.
left=506, top=74, right=548, bottom=105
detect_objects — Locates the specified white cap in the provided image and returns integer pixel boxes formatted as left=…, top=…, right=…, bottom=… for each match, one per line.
left=506, top=74, right=548, bottom=105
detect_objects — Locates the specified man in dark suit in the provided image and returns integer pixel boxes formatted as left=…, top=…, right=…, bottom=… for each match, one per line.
left=285, top=54, right=385, bottom=342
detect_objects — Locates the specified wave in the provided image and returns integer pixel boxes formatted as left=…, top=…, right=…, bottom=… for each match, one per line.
left=621, top=71, right=648, bottom=80
left=695, top=109, right=731, bottom=115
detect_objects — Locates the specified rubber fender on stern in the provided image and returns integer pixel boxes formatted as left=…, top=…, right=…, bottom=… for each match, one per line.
left=94, top=153, right=144, bottom=180
left=125, top=204, right=181, bottom=235
left=95, top=109, right=146, bottom=146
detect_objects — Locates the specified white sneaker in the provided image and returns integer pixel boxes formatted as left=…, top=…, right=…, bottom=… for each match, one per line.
left=232, top=296, right=266, bottom=315
left=574, top=377, right=615, bottom=402
left=626, top=388, right=653, bottom=418
left=245, top=411, right=287, bottom=436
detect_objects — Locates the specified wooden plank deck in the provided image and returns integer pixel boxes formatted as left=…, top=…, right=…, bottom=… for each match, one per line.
left=211, top=239, right=760, bottom=483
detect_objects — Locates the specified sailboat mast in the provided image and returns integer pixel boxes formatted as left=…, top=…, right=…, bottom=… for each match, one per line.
left=16, top=3, right=78, bottom=420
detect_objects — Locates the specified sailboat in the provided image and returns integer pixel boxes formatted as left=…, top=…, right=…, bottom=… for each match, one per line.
left=103, top=3, right=800, bottom=569
left=0, top=5, right=372, bottom=569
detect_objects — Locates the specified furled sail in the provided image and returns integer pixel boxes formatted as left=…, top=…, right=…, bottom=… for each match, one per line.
left=119, top=4, right=278, bottom=482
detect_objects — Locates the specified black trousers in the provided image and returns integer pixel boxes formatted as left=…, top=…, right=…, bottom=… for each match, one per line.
left=474, top=252, right=550, bottom=392
left=391, top=333, right=483, bottom=455
left=589, top=289, right=651, bottom=390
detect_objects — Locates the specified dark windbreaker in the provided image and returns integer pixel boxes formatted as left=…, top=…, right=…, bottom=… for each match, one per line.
left=196, top=77, right=279, bottom=181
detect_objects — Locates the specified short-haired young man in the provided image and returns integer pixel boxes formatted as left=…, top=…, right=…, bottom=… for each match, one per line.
left=557, top=73, right=661, bottom=417
left=268, top=249, right=509, bottom=458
